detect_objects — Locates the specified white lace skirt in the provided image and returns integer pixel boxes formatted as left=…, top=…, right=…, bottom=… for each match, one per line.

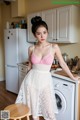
left=15, top=64, right=58, bottom=120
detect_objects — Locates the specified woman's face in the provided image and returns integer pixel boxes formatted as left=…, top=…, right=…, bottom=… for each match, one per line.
left=35, top=26, right=48, bottom=43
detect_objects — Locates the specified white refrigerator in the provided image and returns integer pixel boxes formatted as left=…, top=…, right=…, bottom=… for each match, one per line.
left=4, top=28, right=31, bottom=94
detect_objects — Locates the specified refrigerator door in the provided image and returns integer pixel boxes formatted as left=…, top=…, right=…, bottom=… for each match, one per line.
left=4, top=29, right=18, bottom=66
left=18, top=29, right=31, bottom=62
left=18, top=29, right=28, bottom=63
left=5, top=66, right=18, bottom=94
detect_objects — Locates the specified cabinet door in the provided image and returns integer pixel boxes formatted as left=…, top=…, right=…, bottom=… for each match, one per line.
left=56, top=7, right=70, bottom=43
left=11, top=0, right=25, bottom=17
left=5, top=66, right=18, bottom=94
left=42, top=9, right=57, bottom=42
left=27, top=12, right=42, bottom=42
left=18, top=71, right=26, bottom=90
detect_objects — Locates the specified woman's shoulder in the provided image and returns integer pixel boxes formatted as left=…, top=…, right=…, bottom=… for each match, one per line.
left=28, top=45, right=34, bottom=52
left=51, top=43, right=59, bottom=49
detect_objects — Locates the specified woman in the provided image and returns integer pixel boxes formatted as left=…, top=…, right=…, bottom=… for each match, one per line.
left=16, top=16, right=79, bottom=120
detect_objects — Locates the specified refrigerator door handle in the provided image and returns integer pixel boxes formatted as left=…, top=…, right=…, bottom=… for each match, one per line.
left=7, top=65, right=17, bottom=67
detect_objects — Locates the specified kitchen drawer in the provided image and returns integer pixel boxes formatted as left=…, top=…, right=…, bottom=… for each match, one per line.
left=18, top=65, right=28, bottom=73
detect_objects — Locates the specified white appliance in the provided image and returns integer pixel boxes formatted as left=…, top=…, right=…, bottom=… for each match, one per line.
left=53, top=77, right=75, bottom=120
left=4, top=28, right=31, bottom=94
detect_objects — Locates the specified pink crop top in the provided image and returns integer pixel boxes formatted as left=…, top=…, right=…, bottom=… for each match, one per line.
left=31, top=46, right=54, bottom=65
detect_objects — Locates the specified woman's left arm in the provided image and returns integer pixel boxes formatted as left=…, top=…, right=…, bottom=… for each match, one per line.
left=54, top=44, right=80, bottom=80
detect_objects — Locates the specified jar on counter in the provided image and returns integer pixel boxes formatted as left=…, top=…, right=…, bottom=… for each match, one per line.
left=6, top=21, right=10, bottom=29
left=62, top=53, right=68, bottom=63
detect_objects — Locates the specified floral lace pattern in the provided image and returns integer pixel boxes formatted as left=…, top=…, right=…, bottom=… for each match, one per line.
left=16, top=81, right=57, bottom=120
left=15, top=64, right=58, bottom=120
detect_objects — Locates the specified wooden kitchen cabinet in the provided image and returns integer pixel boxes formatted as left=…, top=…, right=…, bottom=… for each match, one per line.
left=11, top=0, right=26, bottom=17
left=43, top=5, right=79, bottom=43
left=18, top=64, right=28, bottom=90
left=56, top=5, right=79, bottom=43
left=42, top=9, right=56, bottom=42
left=27, top=5, right=79, bottom=43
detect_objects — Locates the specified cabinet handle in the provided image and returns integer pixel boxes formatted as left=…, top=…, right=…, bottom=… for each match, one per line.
left=53, top=39, right=58, bottom=41
left=53, top=39, right=56, bottom=40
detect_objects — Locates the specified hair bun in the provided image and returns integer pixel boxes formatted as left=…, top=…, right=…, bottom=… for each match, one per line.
left=31, top=16, right=42, bottom=25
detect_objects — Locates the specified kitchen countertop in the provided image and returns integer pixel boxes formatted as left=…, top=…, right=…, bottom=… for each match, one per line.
left=51, top=69, right=80, bottom=84
left=17, top=62, right=29, bottom=67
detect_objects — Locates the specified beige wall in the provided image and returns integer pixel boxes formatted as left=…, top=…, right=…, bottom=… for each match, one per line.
left=0, top=0, right=80, bottom=80
left=0, top=4, right=4, bottom=81
left=26, top=0, right=63, bottom=14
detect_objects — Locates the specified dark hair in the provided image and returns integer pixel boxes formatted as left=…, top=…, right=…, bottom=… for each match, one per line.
left=31, top=16, right=48, bottom=35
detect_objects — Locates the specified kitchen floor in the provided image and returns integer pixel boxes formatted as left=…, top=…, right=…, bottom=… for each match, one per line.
left=0, top=81, right=17, bottom=110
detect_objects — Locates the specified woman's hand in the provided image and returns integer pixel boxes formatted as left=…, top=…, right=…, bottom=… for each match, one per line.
left=72, top=76, right=80, bottom=81
left=27, top=61, right=32, bottom=72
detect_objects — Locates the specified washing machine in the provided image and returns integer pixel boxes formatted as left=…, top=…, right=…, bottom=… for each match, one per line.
left=52, top=76, right=75, bottom=120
